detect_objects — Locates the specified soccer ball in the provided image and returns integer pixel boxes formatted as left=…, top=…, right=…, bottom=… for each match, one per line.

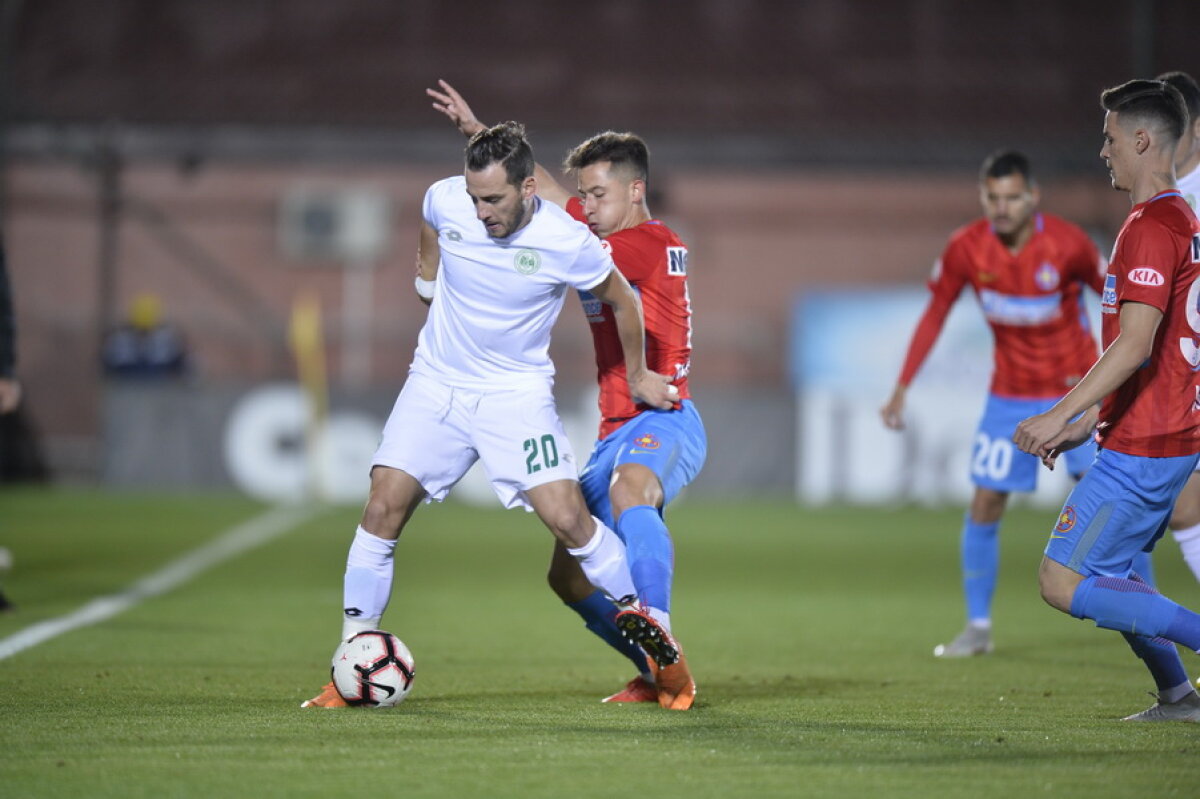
left=331, top=630, right=415, bottom=707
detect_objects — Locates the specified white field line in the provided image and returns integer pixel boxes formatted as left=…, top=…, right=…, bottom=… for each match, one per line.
left=0, top=503, right=318, bottom=661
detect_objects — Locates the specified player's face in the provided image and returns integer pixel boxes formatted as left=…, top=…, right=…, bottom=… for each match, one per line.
left=1100, top=110, right=1133, bottom=192
left=465, top=163, right=535, bottom=238
left=575, top=161, right=643, bottom=239
left=979, top=174, right=1038, bottom=240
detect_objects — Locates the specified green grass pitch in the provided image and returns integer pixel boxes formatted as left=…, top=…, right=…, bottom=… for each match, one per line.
left=0, top=487, right=1198, bottom=798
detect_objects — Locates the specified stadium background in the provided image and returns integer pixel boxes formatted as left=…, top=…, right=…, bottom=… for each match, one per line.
left=2, top=0, right=1198, bottom=504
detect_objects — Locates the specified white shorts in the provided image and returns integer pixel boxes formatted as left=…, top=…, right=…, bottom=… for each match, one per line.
left=372, top=371, right=579, bottom=510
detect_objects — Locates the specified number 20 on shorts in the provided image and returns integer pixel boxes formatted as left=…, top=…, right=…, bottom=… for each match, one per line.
left=524, top=435, right=560, bottom=474
left=972, top=431, right=1013, bottom=482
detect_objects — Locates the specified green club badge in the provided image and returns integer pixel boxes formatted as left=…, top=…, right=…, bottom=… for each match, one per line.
left=514, top=249, right=541, bottom=275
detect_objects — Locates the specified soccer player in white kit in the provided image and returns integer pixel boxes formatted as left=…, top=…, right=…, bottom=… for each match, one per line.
left=1157, top=71, right=1200, bottom=584
left=303, top=122, right=676, bottom=707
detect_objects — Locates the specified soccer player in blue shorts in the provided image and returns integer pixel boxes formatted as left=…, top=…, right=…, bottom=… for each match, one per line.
left=1014, top=78, right=1200, bottom=721
left=881, top=151, right=1136, bottom=658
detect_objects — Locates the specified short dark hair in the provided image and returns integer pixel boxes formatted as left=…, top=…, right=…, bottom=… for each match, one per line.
left=465, top=121, right=534, bottom=186
left=979, top=150, right=1034, bottom=185
left=1156, top=71, right=1200, bottom=122
left=1100, top=79, right=1188, bottom=142
left=563, top=131, right=650, bottom=184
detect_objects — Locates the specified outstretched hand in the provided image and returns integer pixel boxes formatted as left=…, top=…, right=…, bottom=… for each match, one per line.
left=426, top=79, right=486, bottom=138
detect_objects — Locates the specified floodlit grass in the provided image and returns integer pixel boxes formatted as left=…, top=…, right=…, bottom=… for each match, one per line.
left=1, top=488, right=1198, bottom=798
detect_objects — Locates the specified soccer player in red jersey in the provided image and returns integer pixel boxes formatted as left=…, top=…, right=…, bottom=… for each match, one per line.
left=881, top=150, right=1115, bottom=658
left=428, top=81, right=706, bottom=710
left=1014, top=79, right=1200, bottom=722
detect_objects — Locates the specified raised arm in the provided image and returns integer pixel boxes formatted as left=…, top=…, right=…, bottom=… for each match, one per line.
left=426, top=79, right=573, bottom=209
left=587, top=269, right=675, bottom=409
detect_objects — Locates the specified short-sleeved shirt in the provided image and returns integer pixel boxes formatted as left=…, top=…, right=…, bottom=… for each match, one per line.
left=1178, top=165, right=1200, bottom=213
left=566, top=198, right=693, bottom=438
left=415, top=177, right=615, bottom=389
left=1096, top=192, right=1200, bottom=457
left=906, top=213, right=1104, bottom=399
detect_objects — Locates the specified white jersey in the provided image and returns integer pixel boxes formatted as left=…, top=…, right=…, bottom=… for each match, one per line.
left=1179, top=164, right=1200, bottom=213
left=414, top=175, right=615, bottom=389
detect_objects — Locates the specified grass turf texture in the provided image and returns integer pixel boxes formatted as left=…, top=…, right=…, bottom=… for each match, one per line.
left=0, top=488, right=1198, bottom=798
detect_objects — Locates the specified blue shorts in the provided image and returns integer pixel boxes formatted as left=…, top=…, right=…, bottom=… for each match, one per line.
left=1044, top=448, right=1199, bottom=577
left=971, top=393, right=1097, bottom=492
left=579, top=400, right=707, bottom=531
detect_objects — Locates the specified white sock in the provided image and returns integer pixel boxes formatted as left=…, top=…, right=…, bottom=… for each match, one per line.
left=1172, top=522, right=1200, bottom=583
left=341, top=526, right=397, bottom=641
left=566, top=517, right=636, bottom=601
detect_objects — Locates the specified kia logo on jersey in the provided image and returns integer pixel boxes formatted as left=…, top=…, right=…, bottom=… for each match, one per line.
left=1129, top=268, right=1164, bottom=286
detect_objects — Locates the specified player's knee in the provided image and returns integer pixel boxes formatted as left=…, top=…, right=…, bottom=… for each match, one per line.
left=609, top=466, right=663, bottom=511
left=1037, top=569, right=1075, bottom=614
left=361, top=491, right=415, bottom=538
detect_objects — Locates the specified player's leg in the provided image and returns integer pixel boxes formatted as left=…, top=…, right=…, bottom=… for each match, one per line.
left=343, top=466, right=426, bottom=640
left=547, top=539, right=653, bottom=695
left=526, top=478, right=636, bottom=601
left=607, top=403, right=707, bottom=709
left=544, top=430, right=655, bottom=694
left=1040, top=450, right=1200, bottom=720
left=937, top=394, right=1034, bottom=657
left=1169, top=471, right=1200, bottom=582
left=936, top=486, right=1008, bottom=657
left=304, top=374, right=474, bottom=708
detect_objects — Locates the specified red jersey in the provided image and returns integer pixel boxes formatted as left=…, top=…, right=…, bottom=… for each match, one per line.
left=898, top=213, right=1104, bottom=399
left=567, top=198, right=692, bottom=438
left=1096, top=192, right=1200, bottom=457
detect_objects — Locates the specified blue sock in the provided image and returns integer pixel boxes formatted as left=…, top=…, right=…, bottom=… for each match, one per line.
left=618, top=505, right=674, bottom=613
left=961, top=517, right=1000, bottom=622
left=1131, top=551, right=1156, bottom=587
left=566, top=589, right=650, bottom=676
left=1122, top=632, right=1190, bottom=692
left=1070, top=575, right=1200, bottom=651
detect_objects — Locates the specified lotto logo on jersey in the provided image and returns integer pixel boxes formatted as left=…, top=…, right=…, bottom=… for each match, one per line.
left=1129, top=267, right=1164, bottom=287
left=1101, top=273, right=1118, bottom=312
left=667, top=247, right=688, bottom=276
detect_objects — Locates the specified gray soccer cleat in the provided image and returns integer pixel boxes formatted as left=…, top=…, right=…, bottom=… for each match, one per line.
left=932, top=624, right=993, bottom=658
left=1121, top=691, right=1200, bottom=722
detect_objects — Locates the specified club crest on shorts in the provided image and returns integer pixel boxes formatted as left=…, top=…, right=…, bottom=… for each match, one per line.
left=514, top=249, right=541, bottom=275
left=1055, top=505, right=1077, bottom=533
left=632, top=433, right=661, bottom=450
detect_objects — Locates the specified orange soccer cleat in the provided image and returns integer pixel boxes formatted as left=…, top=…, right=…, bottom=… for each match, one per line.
left=300, top=681, right=348, bottom=708
left=601, top=675, right=658, bottom=704
left=614, top=604, right=697, bottom=711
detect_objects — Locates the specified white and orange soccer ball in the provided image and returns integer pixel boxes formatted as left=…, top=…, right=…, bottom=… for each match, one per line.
left=331, top=630, right=415, bottom=707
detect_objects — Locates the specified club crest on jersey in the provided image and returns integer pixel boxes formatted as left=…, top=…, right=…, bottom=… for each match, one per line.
left=632, top=433, right=661, bottom=450
left=1129, top=267, right=1164, bottom=287
left=514, top=249, right=541, bottom=275
left=1055, top=506, right=1077, bottom=533
left=1101, top=273, right=1117, bottom=313
left=1035, top=262, right=1060, bottom=291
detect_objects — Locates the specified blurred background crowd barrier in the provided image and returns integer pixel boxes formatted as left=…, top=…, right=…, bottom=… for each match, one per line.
left=1, top=0, right=1196, bottom=504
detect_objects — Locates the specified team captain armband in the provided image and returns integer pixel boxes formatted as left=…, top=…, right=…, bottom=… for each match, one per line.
left=415, top=274, right=437, bottom=300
